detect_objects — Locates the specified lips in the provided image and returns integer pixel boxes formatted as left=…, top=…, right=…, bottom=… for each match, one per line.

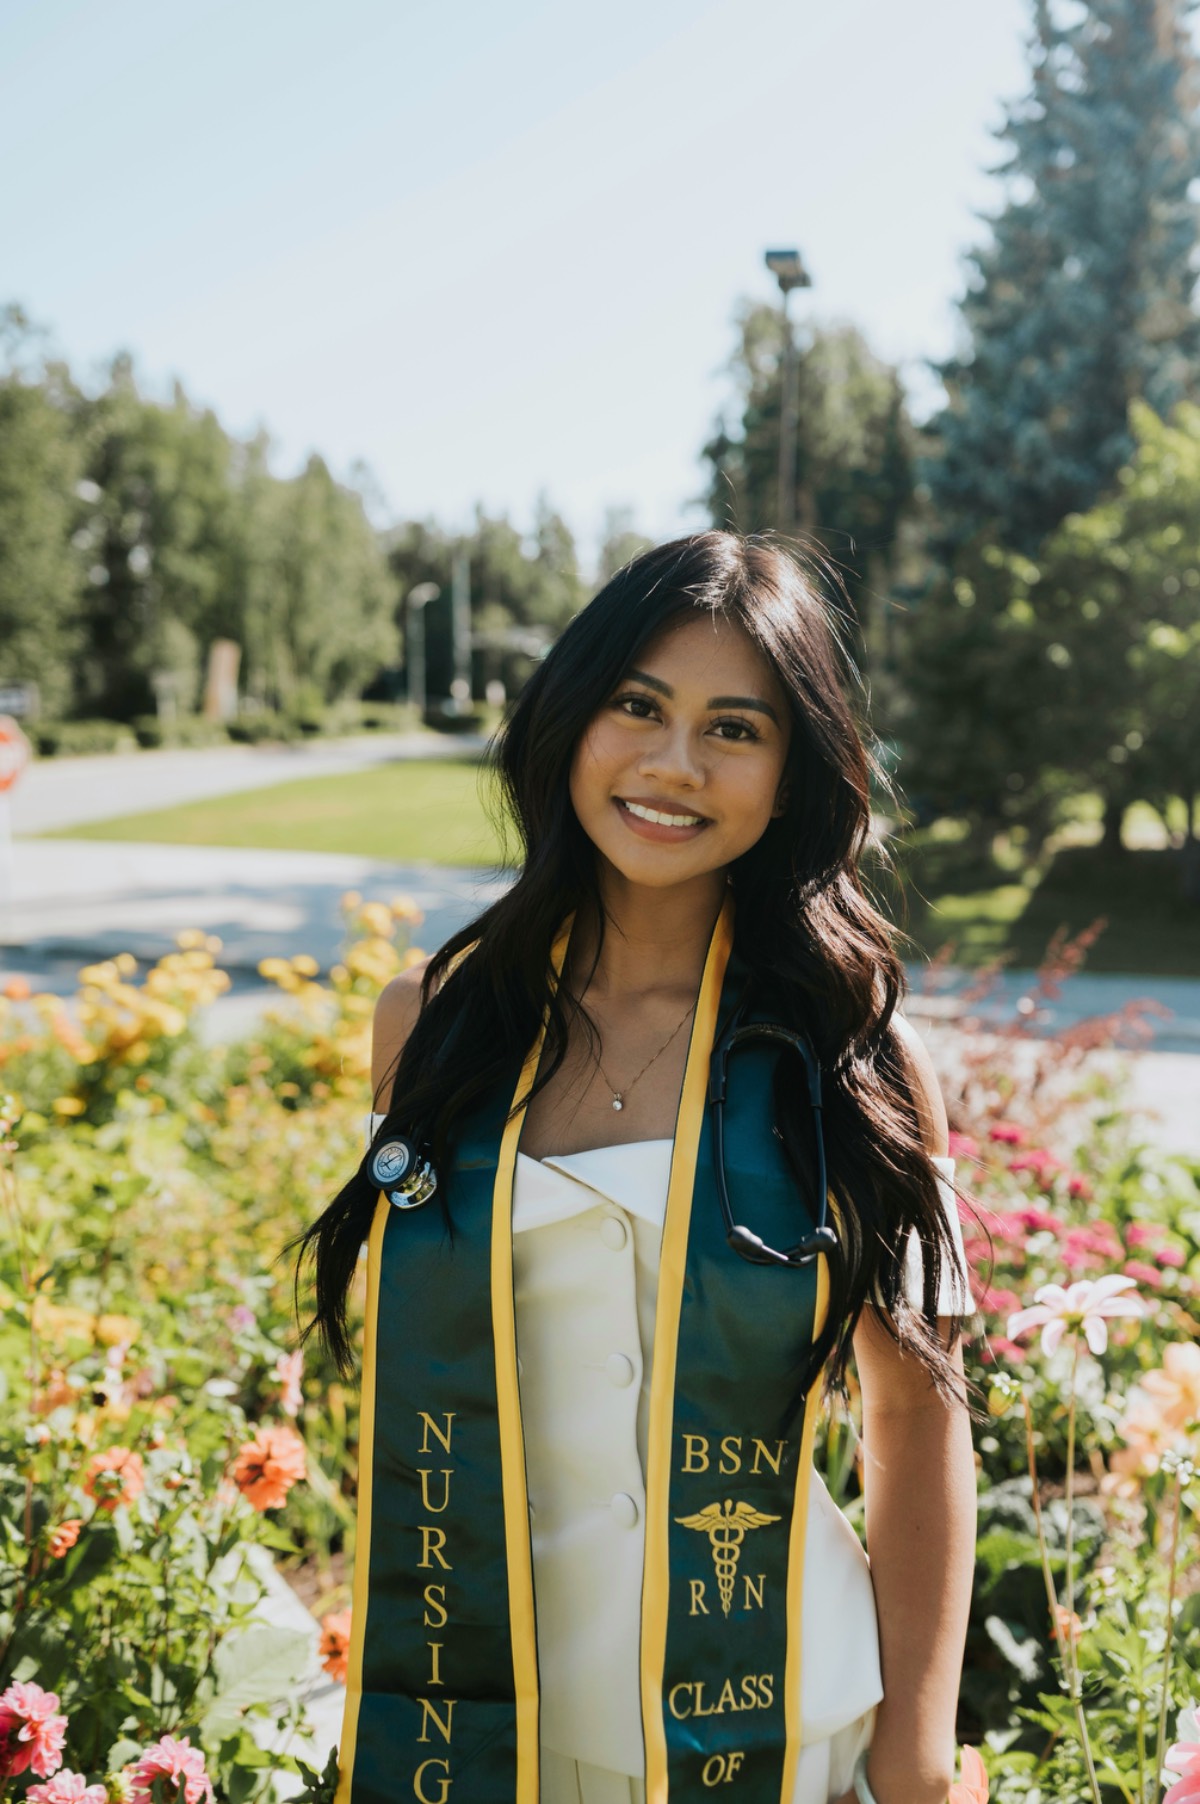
left=614, top=797, right=711, bottom=838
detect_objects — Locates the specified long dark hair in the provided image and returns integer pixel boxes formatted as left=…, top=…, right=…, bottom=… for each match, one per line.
left=296, top=530, right=971, bottom=1405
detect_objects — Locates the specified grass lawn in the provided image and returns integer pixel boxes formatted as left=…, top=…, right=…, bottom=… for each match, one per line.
left=879, top=822, right=1200, bottom=976
left=57, top=766, right=1199, bottom=974
left=56, top=760, right=510, bottom=868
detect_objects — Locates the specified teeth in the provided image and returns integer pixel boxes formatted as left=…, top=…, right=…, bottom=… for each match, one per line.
left=623, top=800, right=705, bottom=828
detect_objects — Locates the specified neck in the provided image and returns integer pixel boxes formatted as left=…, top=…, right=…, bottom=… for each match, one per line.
left=567, top=865, right=728, bottom=1001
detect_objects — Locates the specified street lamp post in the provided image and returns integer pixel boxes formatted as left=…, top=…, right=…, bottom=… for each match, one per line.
left=406, top=582, right=441, bottom=718
left=764, top=249, right=812, bottom=532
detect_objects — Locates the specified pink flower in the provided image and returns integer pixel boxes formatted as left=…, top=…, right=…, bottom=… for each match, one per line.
left=0, top=1681, right=68, bottom=1779
left=128, top=1735, right=213, bottom=1804
left=27, top=1772, right=109, bottom=1804
left=1066, top=1173, right=1093, bottom=1200
left=989, top=1121, right=1026, bottom=1145
left=1126, top=1222, right=1165, bottom=1248
left=1157, top=1245, right=1186, bottom=1269
left=1009, top=1149, right=1065, bottom=1185
left=1122, top=1259, right=1163, bottom=1289
left=948, top=1745, right=989, bottom=1804
left=976, top=1285, right=1023, bottom=1317
left=1012, top=1206, right=1066, bottom=1235
left=981, top=1336, right=1026, bottom=1366
left=1164, top=1705, right=1200, bottom=1804
left=1007, top=1275, right=1145, bottom=1357
left=948, top=1131, right=979, bottom=1160
left=273, top=1349, right=304, bottom=1418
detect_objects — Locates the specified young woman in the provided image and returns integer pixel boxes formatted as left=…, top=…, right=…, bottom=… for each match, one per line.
left=302, top=531, right=978, bottom=1804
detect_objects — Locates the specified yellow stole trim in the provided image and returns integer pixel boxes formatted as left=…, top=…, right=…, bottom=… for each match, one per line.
left=333, top=1194, right=389, bottom=1804
left=639, top=894, right=735, bottom=1802
left=491, top=913, right=575, bottom=1804
left=779, top=1251, right=831, bottom=1800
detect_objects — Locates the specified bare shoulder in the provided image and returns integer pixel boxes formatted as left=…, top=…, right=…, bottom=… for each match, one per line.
left=371, top=956, right=433, bottom=1105
left=889, top=1010, right=950, bottom=1159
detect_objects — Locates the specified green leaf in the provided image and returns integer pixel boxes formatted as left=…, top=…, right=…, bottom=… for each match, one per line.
left=984, top=1613, right=1044, bottom=1684
left=200, top=1622, right=312, bottom=1738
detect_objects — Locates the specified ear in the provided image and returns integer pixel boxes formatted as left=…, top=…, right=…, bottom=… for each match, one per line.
left=771, top=782, right=790, bottom=819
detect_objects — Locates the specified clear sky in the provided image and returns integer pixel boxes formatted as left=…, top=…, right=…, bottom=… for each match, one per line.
left=2, top=0, right=1032, bottom=570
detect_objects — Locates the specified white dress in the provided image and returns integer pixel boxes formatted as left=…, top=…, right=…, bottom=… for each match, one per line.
left=365, top=1117, right=970, bottom=1804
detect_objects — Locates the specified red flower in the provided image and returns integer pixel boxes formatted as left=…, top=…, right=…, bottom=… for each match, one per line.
left=988, top=1121, right=1026, bottom=1145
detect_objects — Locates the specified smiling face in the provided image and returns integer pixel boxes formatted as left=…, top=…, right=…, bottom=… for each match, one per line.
left=568, top=610, right=793, bottom=894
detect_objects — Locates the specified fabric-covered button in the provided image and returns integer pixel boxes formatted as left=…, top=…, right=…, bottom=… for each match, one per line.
left=605, top=1353, right=635, bottom=1389
left=610, top=1492, right=639, bottom=1528
left=599, top=1213, right=628, bottom=1251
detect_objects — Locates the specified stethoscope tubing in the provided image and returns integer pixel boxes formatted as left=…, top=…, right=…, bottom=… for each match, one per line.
left=708, top=1010, right=838, bottom=1268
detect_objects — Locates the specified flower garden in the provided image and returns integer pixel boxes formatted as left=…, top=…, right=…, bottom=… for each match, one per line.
left=0, top=903, right=1198, bottom=1803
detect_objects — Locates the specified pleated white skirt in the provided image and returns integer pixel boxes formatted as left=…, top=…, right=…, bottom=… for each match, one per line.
left=540, top=1706, right=875, bottom=1804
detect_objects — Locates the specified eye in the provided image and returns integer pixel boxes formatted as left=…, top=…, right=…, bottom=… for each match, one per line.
left=711, top=716, right=762, bottom=743
left=612, top=690, right=659, bottom=719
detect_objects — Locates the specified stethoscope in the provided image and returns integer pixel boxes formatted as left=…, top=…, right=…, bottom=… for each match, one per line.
left=368, top=1005, right=840, bottom=1268
left=708, top=1005, right=839, bottom=1268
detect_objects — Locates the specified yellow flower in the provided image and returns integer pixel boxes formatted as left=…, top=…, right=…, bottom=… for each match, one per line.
left=358, top=902, right=394, bottom=937
left=52, top=1096, right=87, bottom=1117
left=258, top=957, right=291, bottom=982
left=402, top=947, right=428, bottom=970
left=95, top=1313, right=140, bottom=1348
left=114, top=953, right=138, bottom=975
left=389, top=893, right=425, bottom=925
left=175, top=930, right=208, bottom=950
left=341, top=890, right=363, bottom=911
left=291, top=955, right=320, bottom=977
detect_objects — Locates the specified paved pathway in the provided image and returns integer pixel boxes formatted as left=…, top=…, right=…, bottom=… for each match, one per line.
left=7, top=730, right=487, bottom=835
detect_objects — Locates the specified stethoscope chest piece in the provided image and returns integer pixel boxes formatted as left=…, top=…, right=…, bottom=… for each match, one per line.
left=370, top=1136, right=438, bottom=1209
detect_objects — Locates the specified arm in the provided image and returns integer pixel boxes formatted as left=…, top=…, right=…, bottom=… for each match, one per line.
left=371, top=956, right=432, bottom=1107
left=833, top=1016, right=977, bottom=1804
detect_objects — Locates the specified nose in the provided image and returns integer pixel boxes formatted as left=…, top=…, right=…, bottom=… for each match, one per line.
left=637, top=719, right=706, bottom=791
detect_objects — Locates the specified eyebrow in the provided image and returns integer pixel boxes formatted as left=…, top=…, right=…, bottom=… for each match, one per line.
left=626, top=668, right=781, bottom=726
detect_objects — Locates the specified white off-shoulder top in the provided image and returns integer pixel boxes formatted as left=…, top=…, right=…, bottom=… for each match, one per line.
left=365, top=1116, right=970, bottom=1777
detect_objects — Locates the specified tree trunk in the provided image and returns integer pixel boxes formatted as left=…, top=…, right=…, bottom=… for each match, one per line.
left=1182, top=790, right=1200, bottom=904
left=1101, top=794, right=1126, bottom=855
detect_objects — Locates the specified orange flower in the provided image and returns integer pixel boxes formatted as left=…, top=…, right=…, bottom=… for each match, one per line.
left=230, top=1424, right=307, bottom=1511
left=33, top=1369, right=76, bottom=1416
left=318, top=1608, right=352, bottom=1683
left=1052, top=1604, right=1084, bottom=1645
left=2, top=976, right=31, bottom=1001
left=1142, top=1343, right=1200, bottom=1433
left=82, top=1446, right=145, bottom=1512
left=47, top=1519, right=82, bottom=1559
left=949, top=1747, right=989, bottom=1804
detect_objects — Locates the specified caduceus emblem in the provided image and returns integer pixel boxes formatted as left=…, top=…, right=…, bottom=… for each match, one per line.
left=675, top=1499, right=781, bottom=1618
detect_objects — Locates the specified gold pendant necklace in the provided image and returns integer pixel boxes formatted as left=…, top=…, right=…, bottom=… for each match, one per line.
left=594, top=998, right=696, bottom=1111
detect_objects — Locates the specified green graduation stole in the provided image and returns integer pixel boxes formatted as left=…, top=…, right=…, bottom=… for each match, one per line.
left=336, top=895, right=832, bottom=1804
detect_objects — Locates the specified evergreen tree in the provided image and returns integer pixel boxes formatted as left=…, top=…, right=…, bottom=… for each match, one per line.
left=701, top=307, right=916, bottom=653
left=925, top=0, right=1200, bottom=559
